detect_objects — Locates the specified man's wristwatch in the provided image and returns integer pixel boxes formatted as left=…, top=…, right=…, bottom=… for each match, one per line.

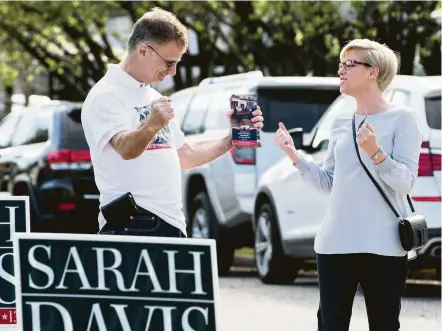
left=370, top=146, right=383, bottom=161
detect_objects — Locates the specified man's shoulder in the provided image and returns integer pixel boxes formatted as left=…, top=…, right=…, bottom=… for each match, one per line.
left=83, top=80, right=123, bottom=109
left=87, top=78, right=120, bottom=98
left=147, top=86, right=164, bottom=100
left=81, top=81, right=126, bottom=128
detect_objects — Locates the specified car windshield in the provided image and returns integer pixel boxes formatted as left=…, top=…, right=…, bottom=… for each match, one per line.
left=0, top=112, right=21, bottom=148
left=257, top=87, right=340, bottom=132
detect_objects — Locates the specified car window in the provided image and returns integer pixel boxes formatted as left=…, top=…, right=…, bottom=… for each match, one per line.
left=257, top=87, right=341, bottom=133
left=0, top=112, right=22, bottom=149
left=311, top=95, right=356, bottom=148
left=169, top=91, right=194, bottom=125
left=34, top=110, right=52, bottom=143
left=11, top=110, right=52, bottom=146
left=205, top=92, right=231, bottom=130
left=60, top=108, right=90, bottom=149
left=425, top=95, right=441, bottom=130
left=181, top=91, right=214, bottom=135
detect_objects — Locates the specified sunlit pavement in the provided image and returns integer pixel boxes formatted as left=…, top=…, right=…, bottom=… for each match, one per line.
left=0, top=192, right=439, bottom=331
left=218, top=256, right=441, bottom=331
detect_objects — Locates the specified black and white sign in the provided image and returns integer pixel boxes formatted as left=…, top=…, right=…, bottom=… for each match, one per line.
left=13, top=233, right=220, bottom=331
left=0, top=196, right=30, bottom=330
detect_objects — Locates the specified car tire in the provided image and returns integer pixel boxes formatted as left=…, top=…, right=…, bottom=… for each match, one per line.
left=188, top=191, right=234, bottom=276
left=254, top=203, right=299, bottom=284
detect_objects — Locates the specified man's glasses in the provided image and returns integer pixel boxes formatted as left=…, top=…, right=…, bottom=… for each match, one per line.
left=146, top=44, right=180, bottom=69
left=339, top=59, right=371, bottom=71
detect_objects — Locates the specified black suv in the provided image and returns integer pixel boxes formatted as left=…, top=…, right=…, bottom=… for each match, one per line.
left=0, top=101, right=99, bottom=234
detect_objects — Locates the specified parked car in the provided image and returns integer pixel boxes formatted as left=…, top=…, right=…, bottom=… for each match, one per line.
left=169, top=71, right=341, bottom=274
left=0, top=101, right=99, bottom=234
left=252, top=75, right=441, bottom=284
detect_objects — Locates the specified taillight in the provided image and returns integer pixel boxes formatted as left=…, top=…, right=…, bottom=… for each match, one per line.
left=412, top=142, right=441, bottom=202
left=418, top=153, right=433, bottom=176
left=58, top=202, right=76, bottom=211
left=47, top=149, right=91, bottom=170
left=418, top=142, right=441, bottom=176
left=412, top=196, right=441, bottom=202
left=431, top=154, right=441, bottom=171
left=230, top=147, right=256, bottom=165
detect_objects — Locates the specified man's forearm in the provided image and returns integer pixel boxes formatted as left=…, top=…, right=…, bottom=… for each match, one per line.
left=110, top=120, right=158, bottom=160
left=178, top=134, right=232, bottom=169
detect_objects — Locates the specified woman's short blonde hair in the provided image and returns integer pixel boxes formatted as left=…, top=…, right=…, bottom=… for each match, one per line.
left=340, top=39, right=399, bottom=91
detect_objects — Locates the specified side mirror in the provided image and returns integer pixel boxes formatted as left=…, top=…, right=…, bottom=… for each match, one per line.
left=309, top=139, right=329, bottom=153
left=318, top=139, right=329, bottom=150
left=287, top=127, right=303, bottom=149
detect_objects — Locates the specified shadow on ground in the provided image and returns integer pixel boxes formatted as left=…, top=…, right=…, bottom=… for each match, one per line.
left=228, top=254, right=441, bottom=299
left=403, top=282, right=441, bottom=298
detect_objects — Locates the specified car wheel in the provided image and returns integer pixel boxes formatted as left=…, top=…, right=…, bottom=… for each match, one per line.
left=254, top=203, right=299, bottom=284
left=189, top=191, right=234, bottom=276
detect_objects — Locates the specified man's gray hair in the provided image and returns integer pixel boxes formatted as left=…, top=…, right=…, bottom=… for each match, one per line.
left=127, top=7, right=188, bottom=53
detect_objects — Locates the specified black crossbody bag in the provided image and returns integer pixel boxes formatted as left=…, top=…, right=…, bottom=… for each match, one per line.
left=352, top=114, right=428, bottom=252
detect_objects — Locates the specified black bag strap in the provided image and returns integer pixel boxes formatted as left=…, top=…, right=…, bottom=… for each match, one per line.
left=351, top=114, right=415, bottom=221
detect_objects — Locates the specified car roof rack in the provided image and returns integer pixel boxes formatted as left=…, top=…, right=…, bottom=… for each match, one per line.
left=198, top=70, right=264, bottom=86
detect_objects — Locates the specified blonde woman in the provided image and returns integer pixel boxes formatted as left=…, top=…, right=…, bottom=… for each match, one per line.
left=275, top=39, right=422, bottom=330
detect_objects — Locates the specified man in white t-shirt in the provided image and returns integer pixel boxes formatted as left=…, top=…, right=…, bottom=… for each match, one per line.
left=81, top=8, right=264, bottom=238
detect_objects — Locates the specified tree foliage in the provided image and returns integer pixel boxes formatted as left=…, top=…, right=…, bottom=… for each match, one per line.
left=0, top=1, right=439, bottom=103
left=0, top=1, right=123, bottom=101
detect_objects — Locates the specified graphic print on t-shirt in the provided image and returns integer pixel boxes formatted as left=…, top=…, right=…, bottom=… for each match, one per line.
left=135, top=105, right=172, bottom=150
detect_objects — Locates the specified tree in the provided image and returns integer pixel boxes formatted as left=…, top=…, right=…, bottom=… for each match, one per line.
left=0, top=1, right=123, bottom=101
left=420, top=31, right=441, bottom=75
left=220, top=1, right=347, bottom=76
left=0, top=0, right=439, bottom=101
left=350, top=1, right=441, bottom=75
left=117, top=1, right=255, bottom=88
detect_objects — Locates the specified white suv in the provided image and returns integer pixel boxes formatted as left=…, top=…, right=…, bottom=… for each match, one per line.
left=169, top=71, right=340, bottom=275
left=252, top=75, right=441, bottom=284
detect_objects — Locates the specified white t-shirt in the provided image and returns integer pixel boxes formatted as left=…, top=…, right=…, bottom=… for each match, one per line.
left=81, top=64, right=187, bottom=234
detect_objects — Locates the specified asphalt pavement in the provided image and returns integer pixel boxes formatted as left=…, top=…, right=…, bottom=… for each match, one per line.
left=0, top=191, right=439, bottom=330
left=219, top=261, right=441, bottom=331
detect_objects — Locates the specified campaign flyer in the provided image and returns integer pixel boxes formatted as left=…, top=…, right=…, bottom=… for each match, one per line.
left=230, top=94, right=261, bottom=148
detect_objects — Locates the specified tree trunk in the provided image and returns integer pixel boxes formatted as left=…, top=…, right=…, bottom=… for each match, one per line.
left=421, top=40, right=441, bottom=75
left=185, top=65, right=193, bottom=87
left=3, top=83, right=13, bottom=117
left=48, top=72, right=54, bottom=100
left=311, top=36, right=329, bottom=76
left=53, top=78, right=86, bottom=102
left=398, top=33, right=418, bottom=75
left=173, top=66, right=184, bottom=91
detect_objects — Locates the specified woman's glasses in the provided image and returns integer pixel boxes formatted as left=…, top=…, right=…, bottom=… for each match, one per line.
left=339, top=59, right=371, bottom=71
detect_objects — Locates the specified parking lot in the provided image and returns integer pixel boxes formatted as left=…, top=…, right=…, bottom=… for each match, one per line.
left=1, top=191, right=440, bottom=330
left=219, top=257, right=441, bottom=331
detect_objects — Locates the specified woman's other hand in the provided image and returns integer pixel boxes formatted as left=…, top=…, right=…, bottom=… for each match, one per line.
left=357, top=122, right=380, bottom=157
left=274, top=122, right=301, bottom=164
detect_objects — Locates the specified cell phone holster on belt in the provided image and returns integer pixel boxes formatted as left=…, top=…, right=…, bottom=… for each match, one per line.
left=100, top=192, right=139, bottom=227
